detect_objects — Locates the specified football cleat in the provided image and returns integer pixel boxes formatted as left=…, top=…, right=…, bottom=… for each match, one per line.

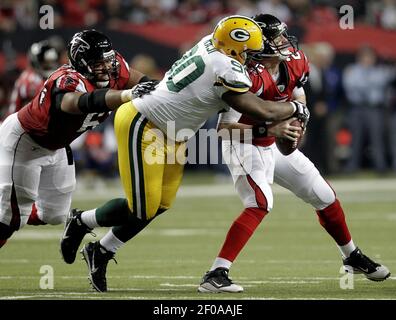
left=198, top=267, right=244, bottom=293
left=81, top=241, right=116, bottom=292
left=343, top=247, right=391, bottom=281
left=60, top=208, right=93, bottom=264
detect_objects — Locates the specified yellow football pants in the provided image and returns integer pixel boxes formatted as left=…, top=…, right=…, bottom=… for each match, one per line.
left=114, top=101, right=185, bottom=220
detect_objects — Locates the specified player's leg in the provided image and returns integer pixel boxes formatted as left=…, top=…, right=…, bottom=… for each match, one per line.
left=61, top=102, right=164, bottom=266
left=199, top=142, right=274, bottom=293
left=97, top=111, right=167, bottom=250
left=273, top=146, right=390, bottom=281
left=158, top=141, right=186, bottom=214
left=0, top=114, right=42, bottom=247
left=81, top=134, right=186, bottom=292
left=73, top=102, right=167, bottom=292
left=35, top=148, right=76, bottom=225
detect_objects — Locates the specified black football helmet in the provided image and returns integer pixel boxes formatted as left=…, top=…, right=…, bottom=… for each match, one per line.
left=67, top=29, right=119, bottom=88
left=28, top=40, right=61, bottom=78
left=250, top=14, right=298, bottom=61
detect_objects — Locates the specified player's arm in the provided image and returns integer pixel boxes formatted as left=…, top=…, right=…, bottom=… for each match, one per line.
left=58, top=89, right=132, bottom=115
left=218, top=118, right=301, bottom=142
left=292, top=86, right=306, bottom=104
left=126, top=68, right=146, bottom=88
left=222, top=90, right=302, bottom=122
left=217, top=108, right=300, bottom=141
left=127, top=68, right=160, bottom=98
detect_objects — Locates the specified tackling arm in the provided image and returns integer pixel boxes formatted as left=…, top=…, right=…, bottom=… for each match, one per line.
left=59, top=89, right=132, bottom=114
left=218, top=119, right=301, bottom=142
left=222, top=90, right=296, bottom=121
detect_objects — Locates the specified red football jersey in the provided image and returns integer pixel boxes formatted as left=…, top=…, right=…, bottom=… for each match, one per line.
left=240, top=50, right=309, bottom=147
left=18, top=52, right=130, bottom=150
left=9, top=69, right=44, bottom=114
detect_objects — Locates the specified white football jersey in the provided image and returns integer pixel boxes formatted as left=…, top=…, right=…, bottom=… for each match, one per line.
left=133, top=34, right=252, bottom=142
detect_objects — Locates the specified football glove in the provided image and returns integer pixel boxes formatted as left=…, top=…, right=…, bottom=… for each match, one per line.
left=290, top=100, right=310, bottom=127
left=131, top=80, right=160, bottom=99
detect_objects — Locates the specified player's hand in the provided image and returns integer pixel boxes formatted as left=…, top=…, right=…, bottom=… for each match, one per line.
left=131, top=80, right=160, bottom=99
left=268, top=118, right=302, bottom=142
left=290, top=100, right=310, bottom=127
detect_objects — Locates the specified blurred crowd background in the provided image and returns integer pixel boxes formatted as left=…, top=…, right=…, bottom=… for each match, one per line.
left=1, top=0, right=396, bottom=182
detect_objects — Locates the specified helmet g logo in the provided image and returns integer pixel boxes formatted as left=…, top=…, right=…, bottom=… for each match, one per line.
left=229, top=29, right=251, bottom=42
left=70, top=36, right=90, bottom=61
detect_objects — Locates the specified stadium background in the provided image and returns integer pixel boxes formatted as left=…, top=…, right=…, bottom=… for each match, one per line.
left=0, top=0, right=396, bottom=300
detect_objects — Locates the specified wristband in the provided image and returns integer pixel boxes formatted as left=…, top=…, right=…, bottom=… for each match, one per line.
left=121, top=89, right=132, bottom=103
left=252, top=125, right=267, bottom=138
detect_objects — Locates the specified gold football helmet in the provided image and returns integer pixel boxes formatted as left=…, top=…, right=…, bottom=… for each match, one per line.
left=212, top=15, right=264, bottom=64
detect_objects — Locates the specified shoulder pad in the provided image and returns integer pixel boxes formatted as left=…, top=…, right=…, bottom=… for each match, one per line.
left=212, top=55, right=251, bottom=93
left=55, top=72, right=87, bottom=92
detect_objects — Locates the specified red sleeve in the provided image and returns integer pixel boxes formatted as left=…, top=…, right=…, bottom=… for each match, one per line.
left=248, top=65, right=265, bottom=96
left=291, top=50, right=309, bottom=87
left=114, top=52, right=130, bottom=89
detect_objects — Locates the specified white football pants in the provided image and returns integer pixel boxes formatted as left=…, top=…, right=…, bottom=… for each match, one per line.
left=0, top=113, right=75, bottom=229
left=223, top=140, right=336, bottom=212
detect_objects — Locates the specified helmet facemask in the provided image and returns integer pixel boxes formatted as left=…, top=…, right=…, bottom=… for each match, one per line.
left=229, top=47, right=263, bottom=65
left=83, top=50, right=119, bottom=88
left=250, top=22, right=298, bottom=61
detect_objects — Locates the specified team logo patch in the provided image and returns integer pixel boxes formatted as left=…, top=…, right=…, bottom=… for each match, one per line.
left=69, top=36, right=90, bottom=60
left=229, top=29, right=250, bottom=42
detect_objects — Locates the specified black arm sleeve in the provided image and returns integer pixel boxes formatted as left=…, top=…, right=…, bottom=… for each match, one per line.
left=77, top=89, right=110, bottom=113
left=54, top=91, right=67, bottom=110
left=138, top=75, right=151, bottom=83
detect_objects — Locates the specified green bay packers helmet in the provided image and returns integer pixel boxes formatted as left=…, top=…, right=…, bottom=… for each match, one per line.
left=212, top=15, right=264, bottom=64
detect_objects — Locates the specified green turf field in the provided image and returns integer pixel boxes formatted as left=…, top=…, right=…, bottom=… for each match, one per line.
left=1, top=175, right=395, bottom=300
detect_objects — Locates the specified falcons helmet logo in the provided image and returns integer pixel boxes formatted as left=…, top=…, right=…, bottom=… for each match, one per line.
left=69, top=36, right=90, bottom=61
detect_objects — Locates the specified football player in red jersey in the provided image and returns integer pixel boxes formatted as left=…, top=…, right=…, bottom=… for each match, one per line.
left=0, top=29, right=154, bottom=248
left=198, top=14, right=390, bottom=293
left=8, top=39, right=62, bottom=115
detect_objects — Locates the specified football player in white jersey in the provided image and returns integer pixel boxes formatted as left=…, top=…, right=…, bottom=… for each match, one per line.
left=60, top=15, right=309, bottom=292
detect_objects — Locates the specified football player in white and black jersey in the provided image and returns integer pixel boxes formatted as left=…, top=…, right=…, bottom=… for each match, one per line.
left=60, top=15, right=310, bottom=292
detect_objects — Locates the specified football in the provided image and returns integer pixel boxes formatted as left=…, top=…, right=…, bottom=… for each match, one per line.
left=275, top=119, right=304, bottom=155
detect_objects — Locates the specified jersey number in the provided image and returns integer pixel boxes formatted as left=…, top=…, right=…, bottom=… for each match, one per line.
left=166, top=46, right=205, bottom=92
left=286, top=52, right=301, bottom=61
left=77, top=113, right=106, bottom=132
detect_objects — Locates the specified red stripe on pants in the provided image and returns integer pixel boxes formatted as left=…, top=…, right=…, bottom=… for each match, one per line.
left=246, top=175, right=268, bottom=210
